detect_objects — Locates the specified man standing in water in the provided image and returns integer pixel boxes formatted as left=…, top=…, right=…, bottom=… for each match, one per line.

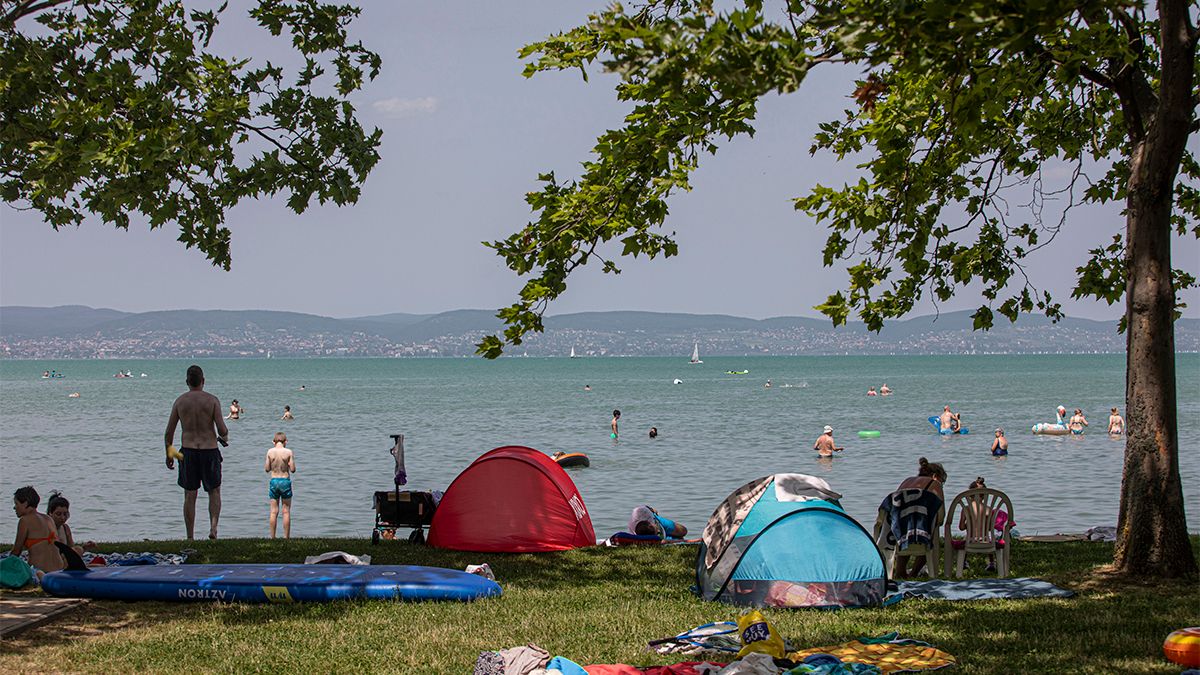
left=165, top=365, right=229, bottom=540
left=813, top=425, right=843, bottom=457
left=611, top=410, right=621, bottom=439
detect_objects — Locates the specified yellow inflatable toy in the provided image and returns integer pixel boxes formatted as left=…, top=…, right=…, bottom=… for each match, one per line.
left=1164, top=627, right=1200, bottom=668
left=166, top=444, right=184, bottom=462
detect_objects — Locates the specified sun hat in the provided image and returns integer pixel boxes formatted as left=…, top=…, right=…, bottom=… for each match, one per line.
left=823, top=425, right=833, bottom=433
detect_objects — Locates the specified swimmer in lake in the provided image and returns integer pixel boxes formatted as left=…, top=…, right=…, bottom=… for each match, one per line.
left=1108, top=407, right=1124, bottom=435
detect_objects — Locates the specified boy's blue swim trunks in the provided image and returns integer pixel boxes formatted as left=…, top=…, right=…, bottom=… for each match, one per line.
left=268, top=477, right=293, bottom=500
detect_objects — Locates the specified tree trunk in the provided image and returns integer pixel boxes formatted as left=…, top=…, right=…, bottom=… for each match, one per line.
left=1115, top=158, right=1196, bottom=578
left=1113, top=0, right=1198, bottom=575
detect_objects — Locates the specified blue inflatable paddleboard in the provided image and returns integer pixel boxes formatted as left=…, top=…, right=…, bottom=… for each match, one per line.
left=41, top=563, right=501, bottom=604
left=928, top=416, right=968, bottom=435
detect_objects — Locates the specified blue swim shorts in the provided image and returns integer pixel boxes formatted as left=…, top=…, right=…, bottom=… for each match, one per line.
left=268, top=477, right=293, bottom=500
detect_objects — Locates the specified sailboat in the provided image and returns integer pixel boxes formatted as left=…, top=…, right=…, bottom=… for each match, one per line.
left=570, top=347, right=578, bottom=358
left=689, top=343, right=703, bottom=364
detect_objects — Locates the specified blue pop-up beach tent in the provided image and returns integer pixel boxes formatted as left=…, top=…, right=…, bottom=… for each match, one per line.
left=695, top=474, right=886, bottom=608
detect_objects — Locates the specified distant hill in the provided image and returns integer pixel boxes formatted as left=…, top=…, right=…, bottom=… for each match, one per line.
left=348, top=312, right=434, bottom=327
left=0, top=305, right=131, bottom=338
left=1, top=305, right=1197, bottom=358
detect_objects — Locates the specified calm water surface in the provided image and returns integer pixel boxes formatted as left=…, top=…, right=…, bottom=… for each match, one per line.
left=2, top=355, right=1197, bottom=541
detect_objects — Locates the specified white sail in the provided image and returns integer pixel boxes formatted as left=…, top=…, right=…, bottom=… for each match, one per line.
left=570, top=347, right=577, bottom=358
left=690, top=343, right=702, bottom=364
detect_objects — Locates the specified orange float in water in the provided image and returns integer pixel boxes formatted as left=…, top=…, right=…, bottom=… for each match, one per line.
left=1164, top=627, right=1200, bottom=668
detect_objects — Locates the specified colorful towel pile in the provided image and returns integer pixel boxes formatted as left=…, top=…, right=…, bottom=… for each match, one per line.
left=788, top=634, right=955, bottom=673
left=480, top=632, right=955, bottom=674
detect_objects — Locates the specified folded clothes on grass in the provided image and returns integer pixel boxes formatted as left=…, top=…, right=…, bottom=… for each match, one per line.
left=304, top=551, right=371, bottom=565
left=894, top=578, right=1073, bottom=601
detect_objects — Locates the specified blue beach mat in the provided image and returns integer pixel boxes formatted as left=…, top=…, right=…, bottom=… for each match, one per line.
left=42, top=563, right=502, bottom=603
left=893, top=578, right=1074, bottom=601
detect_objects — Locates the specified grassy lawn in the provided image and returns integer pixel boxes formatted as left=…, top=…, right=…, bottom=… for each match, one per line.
left=2, top=537, right=1197, bottom=674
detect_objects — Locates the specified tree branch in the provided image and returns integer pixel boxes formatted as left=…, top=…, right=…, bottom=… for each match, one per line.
left=2, top=0, right=73, bottom=27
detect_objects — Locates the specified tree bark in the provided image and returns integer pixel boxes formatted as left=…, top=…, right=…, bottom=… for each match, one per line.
left=1112, top=0, right=1197, bottom=579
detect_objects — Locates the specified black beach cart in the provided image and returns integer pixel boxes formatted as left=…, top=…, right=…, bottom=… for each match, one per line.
left=372, top=434, right=437, bottom=544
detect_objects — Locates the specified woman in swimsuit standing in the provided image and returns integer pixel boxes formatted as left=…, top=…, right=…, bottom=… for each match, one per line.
left=990, top=428, right=1009, bottom=456
left=11, top=486, right=65, bottom=579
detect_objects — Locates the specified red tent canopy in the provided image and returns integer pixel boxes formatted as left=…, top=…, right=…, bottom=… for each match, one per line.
left=428, top=446, right=596, bottom=552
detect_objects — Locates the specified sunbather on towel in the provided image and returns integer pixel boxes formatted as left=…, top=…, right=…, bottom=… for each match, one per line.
left=629, top=505, right=688, bottom=540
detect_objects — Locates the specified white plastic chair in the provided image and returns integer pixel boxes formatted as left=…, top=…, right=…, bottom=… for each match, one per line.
left=943, top=488, right=1014, bottom=578
left=873, top=506, right=943, bottom=580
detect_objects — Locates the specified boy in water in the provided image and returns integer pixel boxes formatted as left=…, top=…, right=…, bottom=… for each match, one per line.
left=264, top=432, right=296, bottom=538
left=281, top=405, right=294, bottom=420
left=611, top=410, right=621, bottom=439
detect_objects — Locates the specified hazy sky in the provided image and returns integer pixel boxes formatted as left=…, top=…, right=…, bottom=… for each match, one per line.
left=2, top=2, right=1197, bottom=320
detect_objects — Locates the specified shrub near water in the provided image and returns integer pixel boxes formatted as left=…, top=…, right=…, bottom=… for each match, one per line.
left=1, top=537, right=1197, bottom=673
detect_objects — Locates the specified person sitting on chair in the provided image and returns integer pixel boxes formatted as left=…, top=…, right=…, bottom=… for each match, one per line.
left=887, top=458, right=947, bottom=578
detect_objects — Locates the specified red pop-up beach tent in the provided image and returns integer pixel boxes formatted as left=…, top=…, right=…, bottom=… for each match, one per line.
left=428, top=446, right=596, bottom=552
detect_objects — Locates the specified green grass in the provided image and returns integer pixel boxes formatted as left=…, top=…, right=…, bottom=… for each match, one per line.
left=2, top=537, right=1197, bottom=674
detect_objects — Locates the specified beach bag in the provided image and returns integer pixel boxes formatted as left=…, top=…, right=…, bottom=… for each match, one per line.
left=0, top=556, right=34, bottom=588
left=735, top=609, right=786, bottom=659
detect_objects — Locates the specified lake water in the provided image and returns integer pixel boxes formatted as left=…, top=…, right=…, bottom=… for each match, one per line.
left=2, top=355, right=1197, bottom=542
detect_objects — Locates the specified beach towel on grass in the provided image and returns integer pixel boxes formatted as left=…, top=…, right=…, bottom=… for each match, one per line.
left=605, top=533, right=700, bottom=547
left=0, top=550, right=189, bottom=569
left=894, top=578, right=1073, bottom=601
left=580, top=663, right=726, bottom=674
left=788, top=633, right=955, bottom=673
left=83, top=551, right=190, bottom=566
